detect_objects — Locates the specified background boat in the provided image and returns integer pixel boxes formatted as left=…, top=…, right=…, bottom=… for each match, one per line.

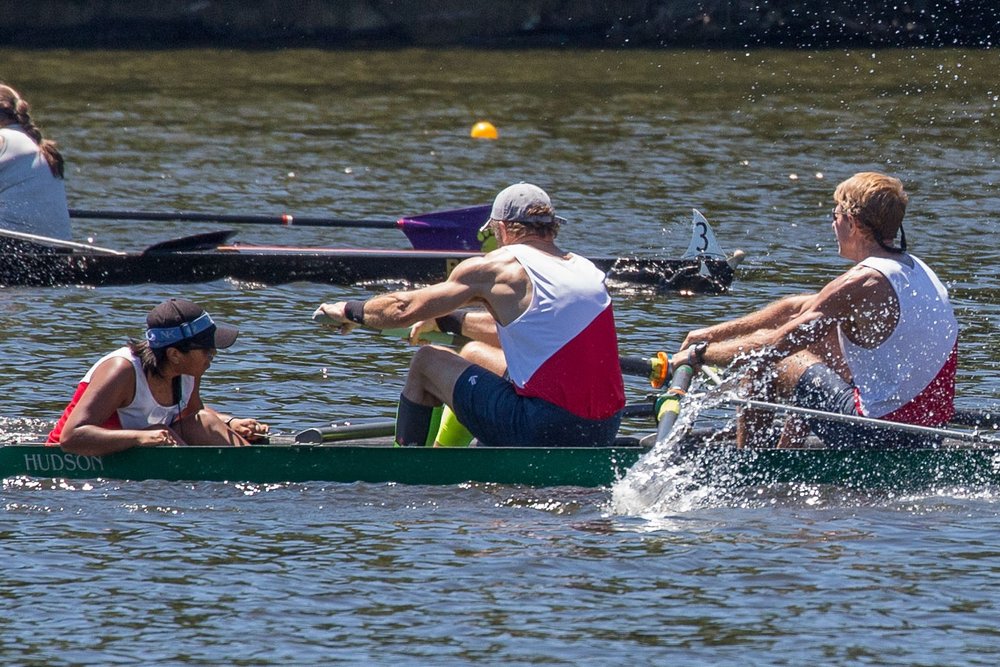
left=0, top=214, right=741, bottom=292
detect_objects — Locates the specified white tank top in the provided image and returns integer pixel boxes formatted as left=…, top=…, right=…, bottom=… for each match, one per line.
left=83, top=348, right=195, bottom=428
left=496, top=244, right=625, bottom=420
left=0, top=125, right=72, bottom=240
left=839, top=254, right=958, bottom=418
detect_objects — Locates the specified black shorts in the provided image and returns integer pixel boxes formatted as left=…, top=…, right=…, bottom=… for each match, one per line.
left=451, top=365, right=622, bottom=447
left=794, top=363, right=932, bottom=448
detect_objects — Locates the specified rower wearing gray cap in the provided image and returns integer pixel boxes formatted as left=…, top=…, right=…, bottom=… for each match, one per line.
left=315, top=182, right=625, bottom=448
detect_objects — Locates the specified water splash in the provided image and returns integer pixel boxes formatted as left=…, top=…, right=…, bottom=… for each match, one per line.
left=609, top=378, right=735, bottom=516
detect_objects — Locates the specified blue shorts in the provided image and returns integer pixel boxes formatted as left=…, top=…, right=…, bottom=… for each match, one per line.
left=451, top=365, right=622, bottom=447
left=794, top=363, right=933, bottom=448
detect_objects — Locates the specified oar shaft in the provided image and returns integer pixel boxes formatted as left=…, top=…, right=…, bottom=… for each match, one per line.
left=727, top=395, right=1000, bottom=444
left=69, top=209, right=398, bottom=229
left=381, top=327, right=464, bottom=346
left=655, top=363, right=696, bottom=446
left=295, top=419, right=396, bottom=444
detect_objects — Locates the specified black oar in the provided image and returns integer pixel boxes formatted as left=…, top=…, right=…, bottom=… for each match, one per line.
left=383, top=328, right=673, bottom=388
left=295, top=418, right=396, bottom=444
left=70, top=208, right=397, bottom=228
left=69, top=204, right=491, bottom=252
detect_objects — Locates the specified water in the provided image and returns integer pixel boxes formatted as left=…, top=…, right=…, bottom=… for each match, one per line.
left=2, top=48, right=999, bottom=664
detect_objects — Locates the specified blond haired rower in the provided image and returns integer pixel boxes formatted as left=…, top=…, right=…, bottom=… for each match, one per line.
left=674, top=172, right=958, bottom=448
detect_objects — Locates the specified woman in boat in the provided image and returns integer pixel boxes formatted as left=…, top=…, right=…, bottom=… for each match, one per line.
left=0, top=83, right=72, bottom=240
left=47, top=298, right=269, bottom=455
left=673, top=172, right=958, bottom=448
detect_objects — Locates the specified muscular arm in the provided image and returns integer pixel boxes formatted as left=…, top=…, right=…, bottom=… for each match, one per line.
left=682, top=293, right=815, bottom=349
left=315, top=251, right=528, bottom=334
left=694, top=267, right=897, bottom=369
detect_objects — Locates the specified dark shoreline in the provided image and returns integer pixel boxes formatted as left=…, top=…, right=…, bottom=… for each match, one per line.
left=2, top=1, right=997, bottom=49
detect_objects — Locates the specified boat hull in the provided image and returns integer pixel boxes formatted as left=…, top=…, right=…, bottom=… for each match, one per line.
left=0, top=237, right=736, bottom=292
left=0, top=443, right=646, bottom=487
left=4, top=440, right=1000, bottom=488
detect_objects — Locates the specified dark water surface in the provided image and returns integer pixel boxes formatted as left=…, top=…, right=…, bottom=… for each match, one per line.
left=2, top=49, right=999, bottom=665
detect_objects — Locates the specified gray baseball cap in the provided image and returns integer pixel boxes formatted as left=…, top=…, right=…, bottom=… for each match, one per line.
left=480, top=183, right=567, bottom=231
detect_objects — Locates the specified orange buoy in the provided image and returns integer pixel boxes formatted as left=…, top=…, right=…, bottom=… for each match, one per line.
left=470, top=121, right=498, bottom=140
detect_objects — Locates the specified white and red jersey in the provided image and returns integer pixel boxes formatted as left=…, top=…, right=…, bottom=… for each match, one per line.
left=840, top=254, right=958, bottom=425
left=47, top=347, right=195, bottom=443
left=496, top=244, right=625, bottom=420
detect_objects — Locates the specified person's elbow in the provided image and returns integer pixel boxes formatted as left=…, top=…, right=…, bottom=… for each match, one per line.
left=59, top=428, right=111, bottom=457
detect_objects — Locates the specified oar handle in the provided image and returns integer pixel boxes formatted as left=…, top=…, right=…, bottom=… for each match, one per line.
left=295, top=418, right=396, bottom=444
left=619, top=352, right=672, bottom=388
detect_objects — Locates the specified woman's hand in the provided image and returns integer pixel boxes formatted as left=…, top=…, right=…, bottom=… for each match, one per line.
left=226, top=417, right=270, bottom=442
left=136, top=428, right=180, bottom=447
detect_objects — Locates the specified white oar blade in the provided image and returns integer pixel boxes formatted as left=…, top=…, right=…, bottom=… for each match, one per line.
left=682, top=209, right=726, bottom=259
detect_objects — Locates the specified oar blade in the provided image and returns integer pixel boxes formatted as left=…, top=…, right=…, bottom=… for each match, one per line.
left=141, top=230, right=238, bottom=254
left=398, top=205, right=490, bottom=251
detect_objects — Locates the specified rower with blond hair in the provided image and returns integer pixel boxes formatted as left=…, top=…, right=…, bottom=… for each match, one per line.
left=674, top=172, right=958, bottom=448
left=0, top=82, right=72, bottom=240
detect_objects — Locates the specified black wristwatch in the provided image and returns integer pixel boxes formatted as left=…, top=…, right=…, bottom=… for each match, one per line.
left=691, top=342, right=709, bottom=366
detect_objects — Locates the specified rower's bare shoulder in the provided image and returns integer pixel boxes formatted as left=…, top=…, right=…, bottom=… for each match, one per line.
left=87, top=357, right=135, bottom=396
left=452, top=248, right=515, bottom=278
left=79, top=354, right=137, bottom=406
left=828, top=265, right=886, bottom=291
left=815, top=266, right=894, bottom=316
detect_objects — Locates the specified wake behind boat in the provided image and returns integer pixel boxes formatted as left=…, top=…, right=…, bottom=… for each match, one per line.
left=0, top=207, right=743, bottom=292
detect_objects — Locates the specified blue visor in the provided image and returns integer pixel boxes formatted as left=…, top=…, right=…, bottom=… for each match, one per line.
left=146, top=312, right=215, bottom=349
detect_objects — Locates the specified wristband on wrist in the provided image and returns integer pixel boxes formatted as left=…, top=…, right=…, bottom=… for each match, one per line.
left=692, top=342, right=709, bottom=365
left=344, top=300, right=367, bottom=325
left=225, top=416, right=236, bottom=427
left=435, top=312, right=466, bottom=336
